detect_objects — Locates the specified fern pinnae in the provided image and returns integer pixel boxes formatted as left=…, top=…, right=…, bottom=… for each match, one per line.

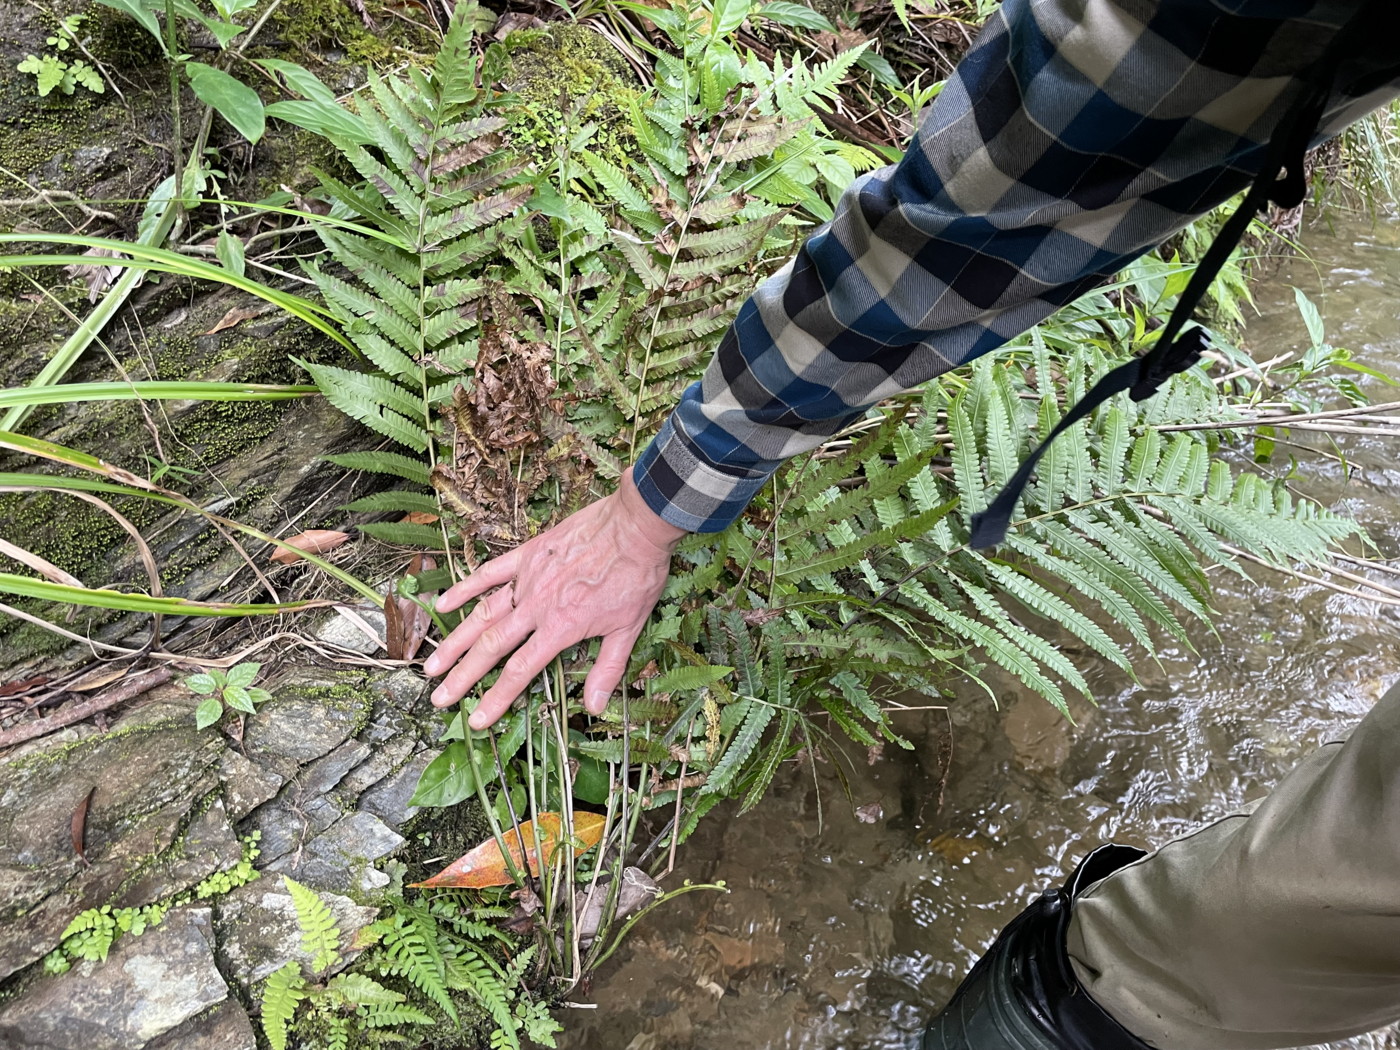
left=342, top=490, right=441, bottom=516
left=1002, top=533, right=1155, bottom=651
left=260, top=961, right=307, bottom=1050
left=742, top=708, right=797, bottom=812
left=323, top=450, right=432, bottom=486
left=1039, top=520, right=1190, bottom=640
left=1096, top=404, right=1131, bottom=491
left=707, top=697, right=775, bottom=795
left=284, top=875, right=342, bottom=974
left=375, top=906, right=457, bottom=1024
left=984, top=560, right=1131, bottom=671
left=1127, top=429, right=1162, bottom=490
left=956, top=576, right=1093, bottom=698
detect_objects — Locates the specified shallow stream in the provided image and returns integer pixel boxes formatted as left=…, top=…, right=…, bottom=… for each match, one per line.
left=560, top=208, right=1400, bottom=1050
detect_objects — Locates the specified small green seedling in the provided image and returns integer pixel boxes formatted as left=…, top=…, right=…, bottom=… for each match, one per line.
left=17, top=15, right=105, bottom=97
left=184, top=661, right=272, bottom=729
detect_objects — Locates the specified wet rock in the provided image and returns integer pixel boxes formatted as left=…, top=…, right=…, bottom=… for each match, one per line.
left=243, top=672, right=369, bottom=769
left=217, top=879, right=379, bottom=996
left=315, top=604, right=388, bottom=655
left=0, top=907, right=228, bottom=1050
left=219, top=750, right=284, bottom=822
left=0, top=699, right=225, bottom=980
left=113, top=798, right=241, bottom=909
left=299, top=738, right=373, bottom=798
left=374, top=667, right=429, bottom=709
left=575, top=867, right=661, bottom=945
left=341, top=731, right=416, bottom=798
left=267, top=810, right=405, bottom=896
left=359, top=747, right=436, bottom=827
left=144, top=1000, right=256, bottom=1050
left=244, top=793, right=342, bottom=867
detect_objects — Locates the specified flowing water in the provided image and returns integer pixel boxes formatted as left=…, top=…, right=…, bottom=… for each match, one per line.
left=559, top=208, right=1400, bottom=1050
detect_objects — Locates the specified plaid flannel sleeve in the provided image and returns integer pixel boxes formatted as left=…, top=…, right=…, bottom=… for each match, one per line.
left=632, top=0, right=1397, bottom=533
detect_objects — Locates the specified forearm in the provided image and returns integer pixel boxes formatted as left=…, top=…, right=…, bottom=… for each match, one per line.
left=635, top=0, right=1398, bottom=533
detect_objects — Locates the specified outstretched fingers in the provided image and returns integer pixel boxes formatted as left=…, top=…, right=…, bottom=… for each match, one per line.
left=470, top=633, right=567, bottom=730
left=583, top=629, right=642, bottom=715
left=423, top=583, right=517, bottom=678
left=435, top=553, right=519, bottom=614
left=430, top=615, right=533, bottom=708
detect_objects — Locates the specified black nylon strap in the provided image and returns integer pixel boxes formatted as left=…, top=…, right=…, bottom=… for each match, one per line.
left=967, top=1, right=1384, bottom=551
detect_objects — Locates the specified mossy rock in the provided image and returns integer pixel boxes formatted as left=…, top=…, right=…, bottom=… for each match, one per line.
left=502, top=23, right=641, bottom=169
left=0, top=288, right=377, bottom=671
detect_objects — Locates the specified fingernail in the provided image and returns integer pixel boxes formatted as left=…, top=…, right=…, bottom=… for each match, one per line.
left=423, top=657, right=440, bottom=675
left=587, top=690, right=606, bottom=712
left=468, top=713, right=486, bottom=730
left=431, top=688, right=449, bottom=706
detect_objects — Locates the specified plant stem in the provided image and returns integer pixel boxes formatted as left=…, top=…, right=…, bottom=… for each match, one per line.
left=164, top=0, right=183, bottom=221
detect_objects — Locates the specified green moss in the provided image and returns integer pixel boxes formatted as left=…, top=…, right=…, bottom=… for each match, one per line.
left=267, top=0, right=437, bottom=72
left=502, top=25, right=641, bottom=170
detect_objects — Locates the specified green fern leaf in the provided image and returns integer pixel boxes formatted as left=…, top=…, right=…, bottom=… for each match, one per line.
left=341, top=490, right=440, bottom=516
left=283, top=875, right=341, bottom=974
left=374, top=905, right=457, bottom=1023
left=706, top=698, right=774, bottom=795
left=322, top=450, right=432, bottom=486
left=260, top=961, right=307, bottom=1050
left=358, top=521, right=447, bottom=547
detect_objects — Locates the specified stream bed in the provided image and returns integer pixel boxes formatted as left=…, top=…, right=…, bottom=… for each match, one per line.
left=559, top=208, right=1400, bottom=1050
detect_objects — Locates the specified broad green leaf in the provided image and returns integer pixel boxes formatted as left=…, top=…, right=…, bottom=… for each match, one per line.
left=225, top=662, right=260, bottom=687
left=1293, top=286, right=1326, bottom=347
left=408, top=742, right=479, bottom=808
left=185, top=63, right=265, bottom=144
left=195, top=697, right=224, bottom=729
left=756, top=1, right=835, bottom=30
left=185, top=673, right=219, bottom=695
left=223, top=686, right=256, bottom=713
left=216, top=231, right=245, bottom=278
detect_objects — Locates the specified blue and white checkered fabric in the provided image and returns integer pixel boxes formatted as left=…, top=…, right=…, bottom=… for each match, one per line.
left=633, top=0, right=1400, bottom=532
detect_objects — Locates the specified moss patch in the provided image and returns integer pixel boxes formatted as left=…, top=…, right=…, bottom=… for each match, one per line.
left=502, top=24, right=640, bottom=170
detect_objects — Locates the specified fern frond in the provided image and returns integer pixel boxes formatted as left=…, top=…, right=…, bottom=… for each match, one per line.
left=373, top=905, right=457, bottom=1023
left=322, top=450, right=432, bottom=486
left=260, top=961, right=307, bottom=1050
left=283, top=875, right=341, bottom=974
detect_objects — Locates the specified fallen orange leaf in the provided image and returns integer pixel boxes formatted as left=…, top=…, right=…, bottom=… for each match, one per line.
left=402, top=511, right=439, bottom=525
left=270, top=529, right=351, bottom=565
left=410, top=812, right=605, bottom=889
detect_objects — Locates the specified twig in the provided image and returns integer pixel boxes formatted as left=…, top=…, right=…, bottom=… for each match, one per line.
left=1216, top=543, right=1400, bottom=608
left=1156, top=398, right=1400, bottom=432
left=0, top=666, right=174, bottom=749
left=0, top=190, right=118, bottom=223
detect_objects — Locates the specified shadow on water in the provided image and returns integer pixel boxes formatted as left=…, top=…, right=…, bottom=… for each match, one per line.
left=560, top=209, right=1400, bottom=1050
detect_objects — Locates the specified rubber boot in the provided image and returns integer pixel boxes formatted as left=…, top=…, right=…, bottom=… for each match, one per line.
left=923, top=844, right=1154, bottom=1050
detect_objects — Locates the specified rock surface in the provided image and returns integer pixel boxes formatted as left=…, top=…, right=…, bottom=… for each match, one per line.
left=0, top=908, right=229, bottom=1050
left=217, top=880, right=380, bottom=996
left=0, top=663, right=456, bottom=1045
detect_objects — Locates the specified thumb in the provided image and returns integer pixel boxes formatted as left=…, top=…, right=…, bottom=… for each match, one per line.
left=583, top=630, right=639, bottom=715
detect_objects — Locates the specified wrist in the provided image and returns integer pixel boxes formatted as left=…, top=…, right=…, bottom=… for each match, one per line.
left=616, top=467, right=689, bottom=553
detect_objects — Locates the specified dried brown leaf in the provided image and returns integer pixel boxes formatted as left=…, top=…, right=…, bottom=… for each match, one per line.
left=68, top=665, right=128, bottom=692
left=0, top=675, right=49, bottom=698
left=384, top=587, right=406, bottom=662
left=72, top=786, right=95, bottom=867
left=0, top=535, right=85, bottom=588
left=270, top=529, right=351, bottom=565
left=202, top=303, right=268, bottom=336
left=63, top=247, right=128, bottom=303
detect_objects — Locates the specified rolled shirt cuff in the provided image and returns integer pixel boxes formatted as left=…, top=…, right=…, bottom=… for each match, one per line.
left=632, top=417, right=778, bottom=534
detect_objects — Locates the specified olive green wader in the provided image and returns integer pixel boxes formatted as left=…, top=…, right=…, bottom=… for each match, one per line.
left=923, top=677, right=1400, bottom=1050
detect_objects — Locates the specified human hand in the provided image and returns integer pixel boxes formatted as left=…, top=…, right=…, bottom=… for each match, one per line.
left=422, top=467, right=687, bottom=730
